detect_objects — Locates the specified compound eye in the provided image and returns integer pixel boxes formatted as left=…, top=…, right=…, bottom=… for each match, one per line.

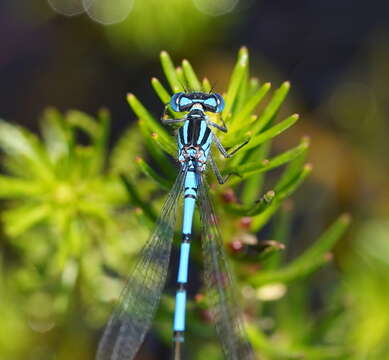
left=204, top=96, right=217, bottom=111
left=179, top=96, right=192, bottom=110
left=213, top=93, right=225, bottom=113
left=170, top=92, right=184, bottom=112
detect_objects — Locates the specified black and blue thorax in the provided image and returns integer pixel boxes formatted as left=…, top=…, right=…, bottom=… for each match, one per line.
left=177, top=107, right=213, bottom=172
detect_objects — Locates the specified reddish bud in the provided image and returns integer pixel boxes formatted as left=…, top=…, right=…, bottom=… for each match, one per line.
left=324, top=252, right=333, bottom=262
left=199, top=309, right=213, bottom=323
left=221, top=188, right=237, bottom=203
left=229, top=240, right=244, bottom=253
left=239, top=217, right=252, bottom=229
left=195, top=293, right=204, bottom=303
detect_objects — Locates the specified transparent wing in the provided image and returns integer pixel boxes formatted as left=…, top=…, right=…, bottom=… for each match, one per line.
left=96, top=167, right=187, bottom=360
left=197, top=174, right=255, bottom=360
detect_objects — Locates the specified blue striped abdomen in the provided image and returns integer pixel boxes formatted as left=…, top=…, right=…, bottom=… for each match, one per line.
left=182, top=169, right=197, bottom=236
left=173, top=117, right=212, bottom=336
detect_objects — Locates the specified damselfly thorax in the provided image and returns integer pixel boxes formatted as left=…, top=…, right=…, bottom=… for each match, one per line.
left=178, top=108, right=212, bottom=172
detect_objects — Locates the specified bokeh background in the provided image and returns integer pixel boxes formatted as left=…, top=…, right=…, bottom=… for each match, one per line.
left=1, top=1, right=389, bottom=359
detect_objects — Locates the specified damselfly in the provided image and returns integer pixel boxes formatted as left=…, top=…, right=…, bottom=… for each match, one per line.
left=96, top=92, right=254, bottom=360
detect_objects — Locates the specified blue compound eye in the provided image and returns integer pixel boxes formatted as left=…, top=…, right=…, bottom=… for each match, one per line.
left=170, top=92, right=184, bottom=112
left=179, top=96, right=193, bottom=110
left=204, top=96, right=217, bottom=110
left=213, top=93, right=225, bottom=113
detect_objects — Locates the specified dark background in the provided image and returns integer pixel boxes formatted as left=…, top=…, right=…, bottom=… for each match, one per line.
left=1, top=0, right=387, bottom=125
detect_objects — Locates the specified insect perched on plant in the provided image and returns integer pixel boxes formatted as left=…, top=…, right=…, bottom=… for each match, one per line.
left=96, top=91, right=254, bottom=360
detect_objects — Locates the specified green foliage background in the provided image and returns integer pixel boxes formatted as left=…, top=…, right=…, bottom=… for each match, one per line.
left=1, top=3, right=389, bottom=359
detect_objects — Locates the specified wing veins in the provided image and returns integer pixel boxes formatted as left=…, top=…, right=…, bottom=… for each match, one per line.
left=97, top=167, right=187, bottom=360
left=198, top=175, right=254, bottom=360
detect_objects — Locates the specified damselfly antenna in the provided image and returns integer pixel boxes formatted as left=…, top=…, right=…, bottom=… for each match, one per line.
left=209, top=81, right=218, bottom=94
left=177, top=79, right=190, bottom=93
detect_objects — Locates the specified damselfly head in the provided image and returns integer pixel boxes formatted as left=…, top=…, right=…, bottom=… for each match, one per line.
left=170, top=91, right=225, bottom=113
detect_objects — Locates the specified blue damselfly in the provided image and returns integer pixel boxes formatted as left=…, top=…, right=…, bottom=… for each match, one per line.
left=97, top=92, right=254, bottom=360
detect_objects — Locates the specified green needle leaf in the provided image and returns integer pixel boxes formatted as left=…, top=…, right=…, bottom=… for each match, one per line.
left=240, top=141, right=272, bottom=203
left=248, top=214, right=351, bottom=286
left=151, top=77, right=171, bottom=105
left=160, top=51, right=184, bottom=93
left=41, top=108, right=71, bottom=163
left=226, top=137, right=308, bottom=181
left=229, top=82, right=271, bottom=133
left=275, top=137, right=310, bottom=192
left=127, top=93, right=164, bottom=134
left=66, top=110, right=99, bottom=139
left=3, top=203, right=51, bottom=237
left=175, top=66, right=187, bottom=90
left=137, top=120, right=176, bottom=170
left=135, top=156, right=171, bottom=190
left=256, top=240, right=286, bottom=262
left=137, top=118, right=172, bottom=157
left=276, top=163, right=313, bottom=199
left=0, top=176, right=43, bottom=198
left=226, top=190, right=275, bottom=216
left=224, top=46, right=249, bottom=117
left=182, top=59, right=201, bottom=91
left=202, top=77, right=212, bottom=92
left=231, top=67, right=248, bottom=114
left=0, top=120, right=54, bottom=181
left=127, top=93, right=176, bottom=155
left=243, top=113, right=299, bottom=152
left=120, top=174, right=157, bottom=223
left=150, top=132, right=176, bottom=156
left=250, top=163, right=312, bottom=231
left=248, top=77, right=260, bottom=95
left=252, top=81, right=290, bottom=134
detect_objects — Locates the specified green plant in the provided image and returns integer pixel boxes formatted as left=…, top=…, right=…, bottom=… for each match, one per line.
left=0, top=48, right=350, bottom=359
left=126, top=47, right=350, bottom=359
left=0, top=108, right=148, bottom=358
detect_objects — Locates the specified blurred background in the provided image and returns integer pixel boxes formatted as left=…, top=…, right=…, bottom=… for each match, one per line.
left=1, top=0, right=389, bottom=359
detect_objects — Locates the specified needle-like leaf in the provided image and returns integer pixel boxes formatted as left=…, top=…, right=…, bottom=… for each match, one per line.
left=248, top=214, right=351, bottom=286
left=182, top=59, right=202, bottom=91
left=160, top=51, right=184, bottom=93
